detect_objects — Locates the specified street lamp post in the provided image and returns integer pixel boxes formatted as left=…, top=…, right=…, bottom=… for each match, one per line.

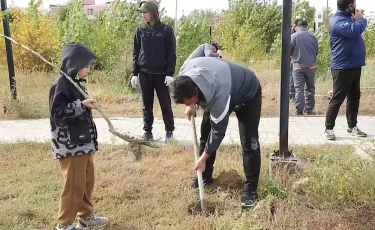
left=1, top=0, right=17, bottom=101
left=270, top=0, right=301, bottom=174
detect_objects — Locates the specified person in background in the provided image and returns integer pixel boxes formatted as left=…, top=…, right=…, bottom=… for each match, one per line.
left=131, top=0, right=176, bottom=143
left=184, top=42, right=223, bottom=63
left=324, top=0, right=367, bottom=140
left=289, top=18, right=303, bottom=103
left=290, top=20, right=319, bottom=115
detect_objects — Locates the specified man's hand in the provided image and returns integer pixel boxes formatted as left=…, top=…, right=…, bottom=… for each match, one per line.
left=130, top=76, right=138, bottom=88
left=353, top=9, right=364, bottom=19
left=195, top=158, right=206, bottom=172
left=82, top=99, right=96, bottom=109
left=194, top=152, right=211, bottom=172
left=185, top=105, right=196, bottom=120
left=164, top=76, right=174, bottom=86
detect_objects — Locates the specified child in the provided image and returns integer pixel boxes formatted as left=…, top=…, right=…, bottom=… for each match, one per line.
left=49, top=42, right=109, bottom=230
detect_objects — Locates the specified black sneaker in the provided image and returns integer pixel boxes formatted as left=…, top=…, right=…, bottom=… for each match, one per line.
left=191, top=177, right=214, bottom=189
left=295, top=110, right=303, bottom=115
left=241, top=191, right=258, bottom=209
left=165, top=131, right=173, bottom=143
left=347, top=127, right=367, bottom=137
left=142, top=132, right=153, bottom=141
left=305, top=109, right=316, bottom=115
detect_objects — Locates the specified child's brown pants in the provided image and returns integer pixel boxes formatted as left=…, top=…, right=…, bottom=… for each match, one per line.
left=57, top=153, right=94, bottom=226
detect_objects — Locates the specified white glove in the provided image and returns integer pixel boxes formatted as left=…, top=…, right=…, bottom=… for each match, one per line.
left=217, top=50, right=223, bottom=57
left=130, top=76, right=138, bottom=88
left=164, top=76, right=174, bottom=87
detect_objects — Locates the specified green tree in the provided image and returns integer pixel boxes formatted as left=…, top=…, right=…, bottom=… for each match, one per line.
left=322, top=6, right=333, bottom=27
left=161, top=15, right=175, bottom=28
left=50, top=5, right=69, bottom=22
left=363, top=23, right=375, bottom=58
left=61, top=0, right=96, bottom=48
left=216, top=0, right=282, bottom=62
left=292, top=0, right=316, bottom=25
left=175, top=10, right=211, bottom=71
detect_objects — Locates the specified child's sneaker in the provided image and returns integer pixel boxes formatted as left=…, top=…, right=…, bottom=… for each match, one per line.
left=56, top=224, right=78, bottom=230
left=76, top=215, right=109, bottom=229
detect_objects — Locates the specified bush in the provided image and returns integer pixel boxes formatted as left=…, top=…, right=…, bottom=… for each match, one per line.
left=363, top=23, right=375, bottom=58
left=93, top=0, right=139, bottom=75
left=315, top=25, right=331, bottom=76
left=175, top=10, right=211, bottom=72
left=0, top=0, right=60, bottom=72
left=216, top=0, right=282, bottom=63
left=60, top=0, right=96, bottom=53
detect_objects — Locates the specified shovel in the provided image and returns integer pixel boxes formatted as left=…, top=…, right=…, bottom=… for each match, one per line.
left=191, top=116, right=207, bottom=214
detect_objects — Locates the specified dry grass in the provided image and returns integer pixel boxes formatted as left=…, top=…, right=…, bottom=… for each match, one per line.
left=1, top=59, right=375, bottom=120
left=1, top=142, right=375, bottom=229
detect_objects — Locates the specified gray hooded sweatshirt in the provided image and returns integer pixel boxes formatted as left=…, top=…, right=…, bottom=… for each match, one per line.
left=184, top=43, right=220, bottom=64
left=179, top=57, right=260, bottom=154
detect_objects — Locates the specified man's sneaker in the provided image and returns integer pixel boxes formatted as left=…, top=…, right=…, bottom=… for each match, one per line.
left=165, top=131, right=173, bottom=143
left=56, top=224, right=77, bottom=230
left=142, top=132, right=153, bottom=141
left=324, top=129, right=336, bottom=140
left=241, top=191, right=258, bottom=209
left=347, top=127, right=367, bottom=137
left=295, top=110, right=303, bottom=115
left=305, top=109, right=316, bottom=115
left=76, top=215, right=109, bottom=229
left=191, top=177, right=214, bottom=189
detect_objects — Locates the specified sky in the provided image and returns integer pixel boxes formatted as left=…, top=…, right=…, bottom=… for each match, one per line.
left=5, top=0, right=375, bottom=18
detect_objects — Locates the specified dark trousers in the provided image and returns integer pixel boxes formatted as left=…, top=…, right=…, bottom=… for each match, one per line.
left=289, top=64, right=295, bottom=99
left=199, top=87, right=262, bottom=193
left=292, top=68, right=316, bottom=112
left=139, top=72, right=174, bottom=132
left=325, top=68, right=361, bottom=130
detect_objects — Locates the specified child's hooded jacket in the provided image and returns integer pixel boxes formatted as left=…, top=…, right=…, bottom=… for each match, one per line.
left=49, top=42, right=98, bottom=159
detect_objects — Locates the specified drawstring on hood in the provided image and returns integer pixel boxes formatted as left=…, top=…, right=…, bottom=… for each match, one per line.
left=60, top=42, right=95, bottom=82
left=139, top=0, right=160, bottom=24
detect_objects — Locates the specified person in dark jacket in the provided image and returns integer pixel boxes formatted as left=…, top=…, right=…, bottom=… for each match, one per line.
left=324, top=0, right=367, bottom=140
left=171, top=57, right=262, bottom=209
left=49, top=42, right=109, bottom=230
left=131, top=0, right=177, bottom=142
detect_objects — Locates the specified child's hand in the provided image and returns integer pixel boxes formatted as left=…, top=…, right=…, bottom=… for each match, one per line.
left=82, top=99, right=96, bottom=109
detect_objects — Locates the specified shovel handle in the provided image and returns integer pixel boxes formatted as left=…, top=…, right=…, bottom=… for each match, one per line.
left=191, top=116, right=207, bottom=213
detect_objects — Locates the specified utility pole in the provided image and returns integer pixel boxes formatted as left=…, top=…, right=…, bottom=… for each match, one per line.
left=174, top=0, right=178, bottom=32
left=1, top=0, right=17, bottom=100
left=278, top=0, right=292, bottom=157
left=270, top=0, right=301, bottom=173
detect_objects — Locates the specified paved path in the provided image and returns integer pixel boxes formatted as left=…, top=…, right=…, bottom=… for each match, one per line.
left=0, top=116, right=374, bottom=146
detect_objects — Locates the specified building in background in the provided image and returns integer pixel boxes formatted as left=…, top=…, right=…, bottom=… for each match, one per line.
left=83, top=0, right=113, bottom=19
left=49, top=0, right=113, bottom=19
left=367, top=11, right=375, bottom=22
